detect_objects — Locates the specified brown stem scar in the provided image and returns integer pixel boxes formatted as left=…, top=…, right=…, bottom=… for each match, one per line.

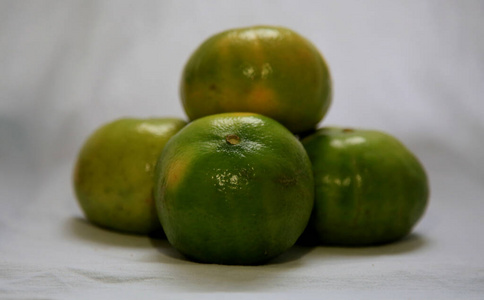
left=226, top=134, right=240, bottom=145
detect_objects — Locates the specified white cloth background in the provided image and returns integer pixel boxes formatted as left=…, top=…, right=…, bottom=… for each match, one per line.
left=1, top=1, right=483, bottom=299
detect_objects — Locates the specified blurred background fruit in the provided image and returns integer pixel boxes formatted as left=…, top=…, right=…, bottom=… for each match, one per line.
left=73, top=117, right=187, bottom=234
left=300, top=127, right=429, bottom=246
left=180, top=25, right=332, bottom=134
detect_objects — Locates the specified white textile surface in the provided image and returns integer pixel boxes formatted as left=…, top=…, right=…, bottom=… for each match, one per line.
left=1, top=1, right=483, bottom=299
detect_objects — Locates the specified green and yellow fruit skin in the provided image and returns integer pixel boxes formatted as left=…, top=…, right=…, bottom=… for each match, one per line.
left=180, top=25, right=332, bottom=134
left=73, top=117, right=187, bottom=235
left=154, top=113, right=314, bottom=265
left=300, top=127, right=429, bottom=246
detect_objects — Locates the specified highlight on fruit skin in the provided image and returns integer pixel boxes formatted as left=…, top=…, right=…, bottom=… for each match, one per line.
left=154, top=112, right=315, bottom=265
left=299, top=126, right=430, bottom=246
left=73, top=117, right=187, bottom=235
left=180, top=25, right=332, bottom=134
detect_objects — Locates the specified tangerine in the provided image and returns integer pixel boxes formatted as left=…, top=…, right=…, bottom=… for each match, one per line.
left=73, top=117, right=187, bottom=234
left=154, top=113, right=314, bottom=264
left=300, top=127, right=429, bottom=246
left=180, top=25, right=332, bottom=134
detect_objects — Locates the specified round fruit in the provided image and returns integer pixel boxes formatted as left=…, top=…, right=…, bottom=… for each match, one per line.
left=180, top=25, right=332, bottom=134
left=300, top=127, right=429, bottom=246
left=73, top=117, right=187, bottom=234
left=154, top=113, right=314, bottom=265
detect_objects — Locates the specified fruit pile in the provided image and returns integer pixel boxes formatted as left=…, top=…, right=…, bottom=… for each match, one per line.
left=73, top=25, right=429, bottom=265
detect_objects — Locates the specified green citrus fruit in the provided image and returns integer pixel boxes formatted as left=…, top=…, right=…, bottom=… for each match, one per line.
left=154, top=113, right=314, bottom=265
left=180, top=25, right=332, bottom=134
left=73, top=117, right=187, bottom=234
left=300, top=127, right=429, bottom=246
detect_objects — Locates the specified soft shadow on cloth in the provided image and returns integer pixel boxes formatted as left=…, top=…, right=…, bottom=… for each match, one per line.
left=148, top=235, right=317, bottom=266
left=66, top=216, right=427, bottom=264
left=63, top=216, right=429, bottom=293
left=307, top=233, right=428, bottom=258
left=65, top=216, right=317, bottom=265
left=66, top=217, right=161, bottom=249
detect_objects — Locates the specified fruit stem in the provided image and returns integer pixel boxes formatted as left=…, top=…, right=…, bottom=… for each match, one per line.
left=226, top=134, right=241, bottom=145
